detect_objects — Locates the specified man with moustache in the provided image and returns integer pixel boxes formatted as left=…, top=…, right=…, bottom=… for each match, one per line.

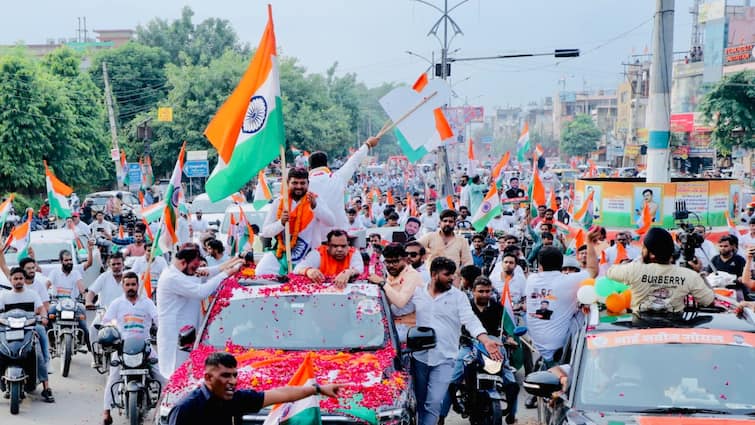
left=156, top=245, right=243, bottom=377
left=101, top=272, right=163, bottom=425
left=257, top=167, right=335, bottom=276
left=295, top=229, right=364, bottom=286
left=404, top=241, right=430, bottom=283
left=418, top=209, right=473, bottom=283
left=47, top=249, right=91, bottom=351
left=376, top=256, right=502, bottom=425
left=490, top=252, right=527, bottom=306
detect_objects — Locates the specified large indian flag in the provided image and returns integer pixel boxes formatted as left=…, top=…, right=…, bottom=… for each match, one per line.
left=262, top=352, right=321, bottom=425
left=44, top=161, right=73, bottom=219
left=516, top=122, right=530, bottom=162
left=471, top=184, right=502, bottom=232
left=204, top=5, right=284, bottom=202
left=4, top=209, right=32, bottom=261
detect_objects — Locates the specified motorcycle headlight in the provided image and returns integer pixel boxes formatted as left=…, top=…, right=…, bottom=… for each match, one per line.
left=60, top=298, right=76, bottom=310
left=61, top=310, right=75, bottom=320
left=123, top=353, right=144, bottom=368
left=8, top=317, right=26, bottom=329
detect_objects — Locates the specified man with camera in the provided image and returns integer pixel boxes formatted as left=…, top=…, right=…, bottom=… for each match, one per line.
left=599, top=227, right=714, bottom=315
left=89, top=210, right=115, bottom=250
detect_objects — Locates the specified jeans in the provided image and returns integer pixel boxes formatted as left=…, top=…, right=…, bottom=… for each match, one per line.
left=411, top=357, right=454, bottom=425
left=440, top=345, right=519, bottom=418
left=35, top=325, right=50, bottom=364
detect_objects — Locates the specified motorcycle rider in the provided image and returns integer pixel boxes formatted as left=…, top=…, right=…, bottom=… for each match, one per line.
left=90, top=210, right=116, bottom=252
left=123, top=230, right=147, bottom=257
left=47, top=249, right=90, bottom=352
left=86, top=252, right=126, bottom=367
left=100, top=271, right=164, bottom=425
left=0, top=267, right=54, bottom=402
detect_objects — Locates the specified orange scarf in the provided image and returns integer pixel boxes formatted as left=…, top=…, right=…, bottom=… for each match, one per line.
left=275, top=195, right=314, bottom=259
left=316, top=245, right=355, bottom=276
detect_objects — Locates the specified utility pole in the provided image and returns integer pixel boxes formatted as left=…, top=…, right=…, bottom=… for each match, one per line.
left=102, top=61, right=122, bottom=187
left=645, top=0, right=674, bottom=183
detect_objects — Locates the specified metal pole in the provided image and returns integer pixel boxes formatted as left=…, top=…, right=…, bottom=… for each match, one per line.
left=437, top=0, right=455, bottom=197
left=102, top=61, right=122, bottom=188
left=645, top=0, right=674, bottom=183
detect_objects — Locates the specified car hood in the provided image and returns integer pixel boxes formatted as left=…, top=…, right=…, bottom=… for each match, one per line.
left=162, top=343, right=408, bottom=415
left=579, top=410, right=754, bottom=424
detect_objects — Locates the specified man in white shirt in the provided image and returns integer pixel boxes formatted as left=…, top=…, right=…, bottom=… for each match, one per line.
left=308, top=137, right=379, bottom=240
left=736, top=217, right=755, bottom=257
left=190, top=211, right=209, bottom=238
left=177, top=213, right=190, bottom=246
left=47, top=249, right=91, bottom=351
left=101, top=271, right=164, bottom=424
left=85, top=252, right=126, bottom=365
left=693, top=225, right=718, bottom=269
left=525, top=246, right=596, bottom=365
left=70, top=212, right=90, bottom=238
left=376, top=257, right=501, bottom=425
left=89, top=210, right=115, bottom=249
left=490, top=252, right=527, bottom=304
left=420, top=202, right=440, bottom=234
left=345, top=208, right=366, bottom=233
left=131, top=243, right=169, bottom=295
left=257, top=168, right=335, bottom=276
left=156, top=245, right=242, bottom=377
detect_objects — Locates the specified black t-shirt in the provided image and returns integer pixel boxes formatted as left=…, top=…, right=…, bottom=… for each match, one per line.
left=706, top=254, right=746, bottom=277
left=505, top=188, right=525, bottom=199
left=462, top=299, right=503, bottom=338
left=169, top=385, right=265, bottom=425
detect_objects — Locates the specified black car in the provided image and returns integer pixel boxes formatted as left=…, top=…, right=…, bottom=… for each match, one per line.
left=523, top=306, right=755, bottom=424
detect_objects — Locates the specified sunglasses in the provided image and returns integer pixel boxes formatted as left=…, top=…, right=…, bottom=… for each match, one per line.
left=407, top=252, right=421, bottom=257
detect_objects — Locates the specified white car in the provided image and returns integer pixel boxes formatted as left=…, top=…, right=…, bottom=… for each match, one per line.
left=1, top=229, right=103, bottom=288
left=216, top=204, right=270, bottom=261
left=189, top=193, right=236, bottom=229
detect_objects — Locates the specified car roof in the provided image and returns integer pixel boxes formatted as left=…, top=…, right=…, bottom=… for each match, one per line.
left=589, top=311, right=755, bottom=334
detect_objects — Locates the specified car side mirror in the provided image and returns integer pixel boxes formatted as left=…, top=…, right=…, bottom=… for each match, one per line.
left=178, top=325, right=196, bottom=352
left=523, top=371, right=562, bottom=398
left=405, top=326, right=436, bottom=352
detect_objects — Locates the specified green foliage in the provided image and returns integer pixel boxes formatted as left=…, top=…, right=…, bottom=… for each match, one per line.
left=136, top=6, right=248, bottom=67
left=560, top=114, right=602, bottom=157
left=0, top=48, right=109, bottom=199
left=12, top=193, right=45, bottom=214
left=699, top=70, right=755, bottom=152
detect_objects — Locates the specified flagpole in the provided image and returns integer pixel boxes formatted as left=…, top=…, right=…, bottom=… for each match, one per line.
left=279, top=145, right=293, bottom=274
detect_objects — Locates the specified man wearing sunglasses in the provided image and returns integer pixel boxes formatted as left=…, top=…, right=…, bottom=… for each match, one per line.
left=404, top=241, right=430, bottom=283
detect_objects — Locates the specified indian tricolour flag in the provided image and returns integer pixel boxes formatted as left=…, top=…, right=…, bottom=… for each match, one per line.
left=151, top=143, right=186, bottom=256
left=516, top=122, right=530, bottom=162
left=0, top=194, right=15, bottom=231
left=262, top=352, right=321, bottom=425
left=471, top=184, right=502, bottom=232
left=44, top=161, right=73, bottom=219
left=204, top=5, right=284, bottom=202
left=393, top=73, right=453, bottom=163
left=253, top=171, right=273, bottom=209
left=140, top=201, right=165, bottom=223
left=501, top=272, right=517, bottom=337
left=4, top=209, right=32, bottom=261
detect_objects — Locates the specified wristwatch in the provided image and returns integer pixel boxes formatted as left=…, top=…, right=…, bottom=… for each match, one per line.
left=377, top=280, right=386, bottom=289
left=312, top=382, right=322, bottom=395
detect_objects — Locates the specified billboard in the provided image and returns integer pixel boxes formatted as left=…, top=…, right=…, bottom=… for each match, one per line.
left=727, top=7, right=755, bottom=47
left=703, top=18, right=726, bottom=83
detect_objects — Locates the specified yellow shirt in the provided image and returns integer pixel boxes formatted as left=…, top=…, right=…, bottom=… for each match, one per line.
left=418, top=231, right=473, bottom=269
left=607, top=261, right=715, bottom=313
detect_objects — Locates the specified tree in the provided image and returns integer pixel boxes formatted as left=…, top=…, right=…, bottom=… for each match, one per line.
left=560, top=114, right=602, bottom=157
left=136, top=6, right=248, bottom=67
left=699, top=70, right=755, bottom=152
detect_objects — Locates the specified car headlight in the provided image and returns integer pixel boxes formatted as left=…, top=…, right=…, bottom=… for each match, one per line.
left=61, top=310, right=75, bottom=320
left=123, top=353, right=143, bottom=368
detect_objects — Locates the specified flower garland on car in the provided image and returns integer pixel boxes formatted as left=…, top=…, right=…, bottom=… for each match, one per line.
left=167, top=266, right=408, bottom=415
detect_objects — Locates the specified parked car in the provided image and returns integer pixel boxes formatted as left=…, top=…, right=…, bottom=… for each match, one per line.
left=523, top=306, right=755, bottom=424
left=156, top=279, right=435, bottom=424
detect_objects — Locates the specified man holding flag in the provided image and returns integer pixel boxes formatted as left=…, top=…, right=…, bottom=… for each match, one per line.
left=168, top=351, right=341, bottom=425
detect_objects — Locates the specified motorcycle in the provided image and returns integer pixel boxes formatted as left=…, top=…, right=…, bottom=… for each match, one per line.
left=99, top=325, right=162, bottom=425
left=451, top=327, right=527, bottom=425
left=0, top=310, right=39, bottom=414
left=90, top=307, right=112, bottom=375
left=48, top=297, right=87, bottom=377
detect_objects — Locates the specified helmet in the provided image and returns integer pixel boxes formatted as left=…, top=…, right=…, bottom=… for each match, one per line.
left=97, top=326, right=122, bottom=349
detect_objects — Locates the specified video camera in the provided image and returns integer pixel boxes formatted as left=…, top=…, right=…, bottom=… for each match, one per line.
left=674, top=200, right=704, bottom=265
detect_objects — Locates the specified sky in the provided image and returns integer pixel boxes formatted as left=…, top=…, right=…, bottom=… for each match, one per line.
left=0, top=0, right=698, bottom=113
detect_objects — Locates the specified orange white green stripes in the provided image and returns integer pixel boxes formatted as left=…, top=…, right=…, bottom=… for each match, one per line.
left=0, top=194, right=14, bottom=231
left=253, top=171, right=273, bottom=209
left=205, top=5, right=284, bottom=202
left=4, top=209, right=32, bottom=260
left=151, top=142, right=186, bottom=256
left=44, top=161, right=73, bottom=219
left=471, top=184, right=502, bottom=232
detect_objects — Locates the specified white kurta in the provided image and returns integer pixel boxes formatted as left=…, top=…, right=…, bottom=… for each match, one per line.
left=155, top=265, right=228, bottom=377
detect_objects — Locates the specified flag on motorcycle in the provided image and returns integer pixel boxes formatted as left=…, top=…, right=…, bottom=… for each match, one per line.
left=262, top=352, right=322, bottom=425
left=0, top=194, right=15, bottom=232
left=501, top=274, right=524, bottom=370
left=3, top=209, right=32, bottom=261
left=516, top=122, right=530, bottom=162
left=253, top=171, right=273, bottom=209
left=44, top=161, right=73, bottom=219
left=151, top=142, right=186, bottom=256
left=204, top=5, right=285, bottom=202
left=471, top=184, right=502, bottom=232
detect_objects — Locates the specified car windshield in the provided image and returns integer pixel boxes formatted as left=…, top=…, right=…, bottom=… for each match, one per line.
left=576, top=330, right=755, bottom=414
left=202, top=291, right=387, bottom=350
left=192, top=197, right=232, bottom=214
